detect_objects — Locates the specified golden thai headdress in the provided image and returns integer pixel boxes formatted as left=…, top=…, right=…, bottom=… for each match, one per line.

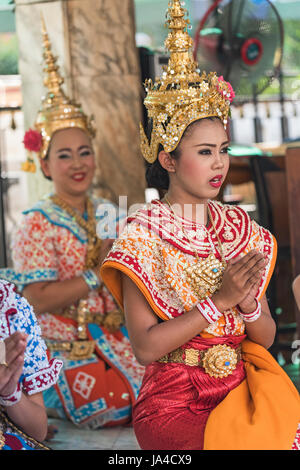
left=140, top=0, right=235, bottom=164
left=22, top=19, right=96, bottom=172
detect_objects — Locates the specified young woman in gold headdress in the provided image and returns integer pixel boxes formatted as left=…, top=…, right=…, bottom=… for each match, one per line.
left=101, top=0, right=300, bottom=450
left=0, top=24, right=144, bottom=430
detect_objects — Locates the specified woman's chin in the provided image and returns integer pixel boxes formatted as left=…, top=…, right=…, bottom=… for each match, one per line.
left=58, top=184, right=89, bottom=198
left=69, top=179, right=91, bottom=194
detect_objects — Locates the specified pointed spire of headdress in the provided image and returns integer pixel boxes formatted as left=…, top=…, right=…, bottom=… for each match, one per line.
left=40, top=14, right=66, bottom=105
left=28, top=17, right=96, bottom=161
left=163, top=0, right=199, bottom=87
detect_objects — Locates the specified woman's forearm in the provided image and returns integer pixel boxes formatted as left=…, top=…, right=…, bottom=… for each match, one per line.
left=5, top=392, right=47, bottom=442
left=127, top=306, right=210, bottom=366
left=23, top=277, right=90, bottom=315
left=243, top=312, right=276, bottom=349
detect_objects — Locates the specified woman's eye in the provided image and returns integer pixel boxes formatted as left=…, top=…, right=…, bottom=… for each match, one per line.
left=80, top=151, right=92, bottom=157
left=221, top=146, right=230, bottom=153
left=198, top=149, right=212, bottom=155
left=58, top=153, right=71, bottom=159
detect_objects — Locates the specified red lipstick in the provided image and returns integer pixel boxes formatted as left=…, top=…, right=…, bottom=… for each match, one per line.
left=209, top=174, right=223, bottom=188
left=72, top=172, right=86, bottom=182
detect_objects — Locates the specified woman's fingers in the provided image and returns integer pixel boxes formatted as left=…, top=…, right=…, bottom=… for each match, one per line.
left=226, top=251, right=259, bottom=275
left=0, top=350, right=25, bottom=393
left=243, top=258, right=266, bottom=280
left=5, top=332, right=28, bottom=350
left=244, top=271, right=265, bottom=292
left=217, top=251, right=268, bottom=310
left=6, top=341, right=27, bottom=367
left=5, top=333, right=27, bottom=367
left=0, top=354, right=24, bottom=396
left=4, top=355, right=24, bottom=383
left=231, top=252, right=266, bottom=282
left=1, top=350, right=25, bottom=374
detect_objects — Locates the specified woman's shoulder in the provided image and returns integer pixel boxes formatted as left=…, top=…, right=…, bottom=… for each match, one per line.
left=14, top=199, right=53, bottom=239
left=20, top=195, right=55, bottom=226
left=122, top=200, right=161, bottom=233
left=210, top=200, right=274, bottom=236
left=110, top=202, right=161, bottom=247
left=209, top=201, right=276, bottom=264
left=23, top=194, right=53, bottom=214
left=209, top=199, right=252, bottom=223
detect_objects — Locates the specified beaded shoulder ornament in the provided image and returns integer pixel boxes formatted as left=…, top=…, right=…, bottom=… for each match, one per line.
left=140, top=0, right=235, bottom=164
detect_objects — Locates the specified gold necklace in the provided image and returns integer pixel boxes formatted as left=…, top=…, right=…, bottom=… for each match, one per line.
left=50, top=194, right=102, bottom=269
left=51, top=194, right=102, bottom=358
left=164, top=197, right=226, bottom=300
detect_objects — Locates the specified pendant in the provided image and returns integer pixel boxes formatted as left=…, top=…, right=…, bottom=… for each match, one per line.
left=184, top=252, right=226, bottom=300
left=68, top=340, right=96, bottom=361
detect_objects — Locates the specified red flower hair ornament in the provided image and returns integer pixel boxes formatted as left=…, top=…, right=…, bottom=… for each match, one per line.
left=217, top=76, right=235, bottom=103
left=23, top=129, right=43, bottom=153
left=21, top=129, right=43, bottom=173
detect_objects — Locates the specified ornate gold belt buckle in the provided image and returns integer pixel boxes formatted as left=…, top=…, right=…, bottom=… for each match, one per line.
left=68, top=340, right=95, bottom=361
left=201, top=344, right=238, bottom=378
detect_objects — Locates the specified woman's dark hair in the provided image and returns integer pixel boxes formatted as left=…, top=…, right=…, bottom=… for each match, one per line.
left=146, top=144, right=180, bottom=190
left=146, top=117, right=220, bottom=190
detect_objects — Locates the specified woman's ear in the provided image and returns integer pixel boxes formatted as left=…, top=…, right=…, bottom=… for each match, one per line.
left=158, top=150, right=176, bottom=173
left=40, top=158, right=51, bottom=178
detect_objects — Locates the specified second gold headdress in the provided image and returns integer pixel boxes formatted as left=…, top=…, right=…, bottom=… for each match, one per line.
left=22, top=19, right=95, bottom=172
left=140, top=0, right=235, bottom=164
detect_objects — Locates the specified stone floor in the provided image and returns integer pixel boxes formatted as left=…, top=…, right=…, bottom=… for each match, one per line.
left=47, top=418, right=141, bottom=451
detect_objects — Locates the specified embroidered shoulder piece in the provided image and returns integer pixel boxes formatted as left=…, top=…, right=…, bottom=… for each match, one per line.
left=23, top=195, right=122, bottom=243
left=127, top=199, right=252, bottom=259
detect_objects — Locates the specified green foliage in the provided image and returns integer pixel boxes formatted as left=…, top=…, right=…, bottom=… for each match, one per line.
left=0, top=33, right=18, bottom=74
left=282, top=20, right=300, bottom=72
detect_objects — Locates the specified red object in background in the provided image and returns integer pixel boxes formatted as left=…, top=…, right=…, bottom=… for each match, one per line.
left=241, top=38, right=264, bottom=65
left=23, top=129, right=43, bottom=152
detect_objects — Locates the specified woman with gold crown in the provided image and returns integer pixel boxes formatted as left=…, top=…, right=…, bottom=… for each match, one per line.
left=101, top=0, right=300, bottom=450
left=0, top=23, right=144, bottom=431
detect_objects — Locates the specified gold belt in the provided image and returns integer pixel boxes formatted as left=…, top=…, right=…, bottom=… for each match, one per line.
left=61, top=307, right=104, bottom=326
left=46, top=339, right=96, bottom=361
left=61, top=305, right=124, bottom=332
left=47, top=304, right=124, bottom=360
left=158, top=344, right=242, bottom=378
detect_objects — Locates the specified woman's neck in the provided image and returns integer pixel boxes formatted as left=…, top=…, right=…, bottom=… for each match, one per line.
left=163, top=190, right=209, bottom=225
left=55, top=191, right=87, bottom=214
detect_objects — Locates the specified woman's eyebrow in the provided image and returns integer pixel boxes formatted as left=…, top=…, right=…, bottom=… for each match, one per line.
left=78, top=145, right=92, bottom=150
left=193, top=141, right=229, bottom=148
left=56, top=145, right=91, bottom=153
left=56, top=147, right=71, bottom=153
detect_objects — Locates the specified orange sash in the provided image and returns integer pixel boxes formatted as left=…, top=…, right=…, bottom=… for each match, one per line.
left=204, top=339, right=300, bottom=450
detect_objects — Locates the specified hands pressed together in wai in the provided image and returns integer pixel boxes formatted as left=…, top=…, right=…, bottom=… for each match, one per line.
left=213, top=249, right=268, bottom=314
